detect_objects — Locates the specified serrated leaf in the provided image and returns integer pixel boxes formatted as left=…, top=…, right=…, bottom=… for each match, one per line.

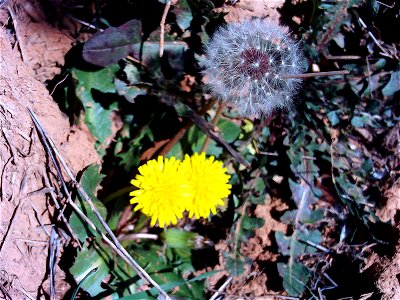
left=71, top=65, right=119, bottom=152
left=276, top=180, right=323, bottom=296
left=224, top=253, right=245, bottom=276
left=280, top=208, right=324, bottom=224
left=83, top=19, right=142, bottom=67
left=277, top=262, right=309, bottom=296
left=276, top=230, right=322, bottom=296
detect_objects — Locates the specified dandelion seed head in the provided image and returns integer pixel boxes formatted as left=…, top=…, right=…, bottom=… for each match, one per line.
left=203, top=19, right=306, bottom=116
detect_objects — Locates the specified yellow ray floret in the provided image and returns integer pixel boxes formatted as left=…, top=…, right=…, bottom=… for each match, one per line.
left=180, top=152, right=232, bottom=219
left=129, top=156, right=192, bottom=228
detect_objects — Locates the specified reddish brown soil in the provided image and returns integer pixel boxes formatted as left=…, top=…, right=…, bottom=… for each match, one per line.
left=0, top=1, right=99, bottom=298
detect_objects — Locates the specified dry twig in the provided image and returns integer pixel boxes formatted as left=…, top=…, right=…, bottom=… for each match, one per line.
left=42, top=170, right=81, bottom=247
left=159, top=0, right=172, bottom=57
left=0, top=197, right=26, bottom=261
left=209, top=276, right=233, bottom=300
left=7, top=6, right=28, bottom=62
left=188, top=109, right=250, bottom=167
left=29, top=108, right=171, bottom=299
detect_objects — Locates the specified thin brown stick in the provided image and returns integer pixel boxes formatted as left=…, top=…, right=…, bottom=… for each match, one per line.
left=159, top=99, right=216, bottom=156
left=159, top=122, right=191, bottom=156
left=31, top=203, right=51, bottom=237
left=1, top=16, right=10, bottom=29
left=66, top=13, right=104, bottom=32
left=159, top=0, right=172, bottom=57
left=42, top=170, right=82, bottom=248
left=0, top=197, right=26, bottom=261
left=200, top=102, right=225, bottom=153
left=1, top=128, right=17, bottom=163
left=127, top=55, right=147, bottom=68
left=29, top=109, right=171, bottom=299
left=209, top=276, right=233, bottom=300
left=0, top=281, right=12, bottom=300
left=50, top=74, right=69, bottom=96
left=326, top=55, right=363, bottom=60
left=7, top=6, right=28, bottom=62
left=119, top=233, right=158, bottom=241
left=358, top=17, right=389, bottom=56
left=1, top=157, right=12, bottom=202
left=188, top=109, right=250, bottom=167
left=281, top=70, right=349, bottom=79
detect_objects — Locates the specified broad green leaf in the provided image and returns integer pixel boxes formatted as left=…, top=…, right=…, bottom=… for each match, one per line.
left=254, top=177, right=266, bottom=194
left=280, top=208, right=324, bottom=224
left=361, top=73, right=384, bottom=97
left=187, top=0, right=215, bottom=13
left=125, top=64, right=142, bottom=84
left=218, top=119, right=241, bottom=143
left=287, top=179, right=321, bottom=223
left=71, top=65, right=119, bottom=153
left=120, top=271, right=217, bottom=300
left=70, top=244, right=112, bottom=297
left=140, top=41, right=188, bottom=83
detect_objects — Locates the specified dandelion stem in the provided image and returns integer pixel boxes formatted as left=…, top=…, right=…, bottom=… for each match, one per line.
left=200, top=102, right=225, bottom=154
left=281, top=70, right=349, bottom=79
left=159, top=99, right=216, bottom=156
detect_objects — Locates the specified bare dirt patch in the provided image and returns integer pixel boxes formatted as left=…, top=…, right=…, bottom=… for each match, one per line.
left=216, top=0, right=285, bottom=23
left=0, top=2, right=98, bottom=298
left=208, top=197, right=289, bottom=297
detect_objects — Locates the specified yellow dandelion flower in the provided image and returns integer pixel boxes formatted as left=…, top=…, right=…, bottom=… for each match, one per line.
left=129, top=156, right=192, bottom=228
left=180, top=152, right=232, bottom=219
